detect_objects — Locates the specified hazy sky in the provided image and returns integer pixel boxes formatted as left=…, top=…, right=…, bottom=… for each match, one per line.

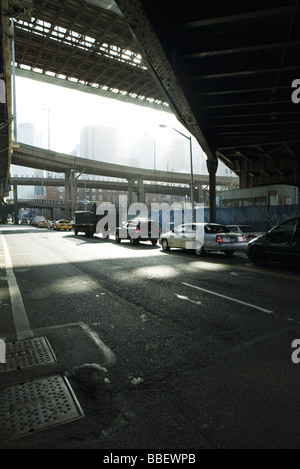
left=14, top=76, right=195, bottom=159
left=13, top=75, right=236, bottom=178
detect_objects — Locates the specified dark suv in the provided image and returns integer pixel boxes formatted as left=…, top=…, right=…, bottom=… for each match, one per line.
left=115, top=218, right=160, bottom=245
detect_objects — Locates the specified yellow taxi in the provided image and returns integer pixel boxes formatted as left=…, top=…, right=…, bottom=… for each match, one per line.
left=54, top=219, right=72, bottom=231
left=38, top=220, right=50, bottom=228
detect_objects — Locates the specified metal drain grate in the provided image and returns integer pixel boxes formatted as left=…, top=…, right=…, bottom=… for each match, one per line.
left=0, top=337, right=56, bottom=374
left=0, top=374, right=84, bottom=442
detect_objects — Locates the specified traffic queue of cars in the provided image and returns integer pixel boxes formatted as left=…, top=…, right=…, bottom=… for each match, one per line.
left=115, top=216, right=300, bottom=267
left=28, top=214, right=300, bottom=267
left=32, top=217, right=73, bottom=231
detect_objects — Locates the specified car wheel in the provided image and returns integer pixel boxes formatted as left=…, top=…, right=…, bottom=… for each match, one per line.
left=161, top=238, right=170, bottom=251
left=151, top=239, right=157, bottom=245
left=194, top=243, right=205, bottom=256
left=130, top=237, right=136, bottom=245
left=250, top=247, right=266, bottom=266
left=224, top=251, right=235, bottom=257
left=74, top=228, right=78, bottom=235
left=115, top=232, right=121, bottom=243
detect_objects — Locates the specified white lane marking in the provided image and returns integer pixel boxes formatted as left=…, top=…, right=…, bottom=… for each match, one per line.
left=175, top=294, right=202, bottom=305
left=182, top=282, right=273, bottom=314
left=79, top=322, right=116, bottom=365
left=0, top=233, right=33, bottom=340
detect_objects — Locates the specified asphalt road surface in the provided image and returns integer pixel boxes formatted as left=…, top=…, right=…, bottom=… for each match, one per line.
left=0, top=224, right=300, bottom=450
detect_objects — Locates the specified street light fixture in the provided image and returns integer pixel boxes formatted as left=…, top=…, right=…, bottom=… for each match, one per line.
left=159, top=124, right=194, bottom=221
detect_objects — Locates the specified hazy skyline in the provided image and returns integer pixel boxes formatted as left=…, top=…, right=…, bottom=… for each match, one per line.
left=13, top=75, right=234, bottom=177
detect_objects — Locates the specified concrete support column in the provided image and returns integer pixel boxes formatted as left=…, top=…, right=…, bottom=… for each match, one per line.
left=65, top=170, right=70, bottom=219
left=198, top=184, right=204, bottom=203
left=206, top=157, right=218, bottom=223
left=239, top=161, right=248, bottom=189
left=138, top=178, right=145, bottom=203
left=70, top=169, right=76, bottom=219
left=239, top=160, right=253, bottom=189
left=127, top=178, right=136, bottom=205
left=13, top=184, right=18, bottom=224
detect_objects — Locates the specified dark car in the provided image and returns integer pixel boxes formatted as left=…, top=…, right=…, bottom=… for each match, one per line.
left=115, top=218, right=160, bottom=245
left=246, top=217, right=300, bottom=266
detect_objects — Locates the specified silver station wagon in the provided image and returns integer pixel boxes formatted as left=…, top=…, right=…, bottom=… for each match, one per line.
left=160, top=223, right=248, bottom=257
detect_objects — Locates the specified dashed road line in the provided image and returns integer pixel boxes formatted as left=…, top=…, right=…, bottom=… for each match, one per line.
left=182, top=281, right=273, bottom=314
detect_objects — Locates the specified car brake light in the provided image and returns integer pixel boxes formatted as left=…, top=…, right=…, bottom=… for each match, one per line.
left=136, top=228, right=140, bottom=231
left=242, top=235, right=247, bottom=241
left=216, top=235, right=223, bottom=243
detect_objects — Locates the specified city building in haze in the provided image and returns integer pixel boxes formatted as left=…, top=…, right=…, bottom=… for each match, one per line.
left=130, top=134, right=155, bottom=169
left=80, top=125, right=116, bottom=163
left=10, top=122, right=44, bottom=199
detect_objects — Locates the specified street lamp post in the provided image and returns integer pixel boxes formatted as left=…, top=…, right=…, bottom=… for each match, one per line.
left=160, top=125, right=194, bottom=222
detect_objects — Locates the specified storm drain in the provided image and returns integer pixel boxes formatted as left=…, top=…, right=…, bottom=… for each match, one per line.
left=0, top=374, right=84, bottom=442
left=0, top=337, right=56, bottom=374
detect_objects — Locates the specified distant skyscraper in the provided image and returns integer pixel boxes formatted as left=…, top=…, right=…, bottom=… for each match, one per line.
left=11, top=123, right=44, bottom=198
left=130, top=135, right=154, bottom=169
left=80, top=125, right=116, bottom=163
left=167, top=138, right=186, bottom=172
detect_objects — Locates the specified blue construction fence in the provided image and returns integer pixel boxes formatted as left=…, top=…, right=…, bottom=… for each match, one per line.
left=150, top=204, right=300, bottom=233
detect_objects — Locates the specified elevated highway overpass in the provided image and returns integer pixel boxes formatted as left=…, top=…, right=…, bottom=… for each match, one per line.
left=1, top=0, right=300, bottom=221
left=11, top=143, right=237, bottom=186
left=9, top=143, right=237, bottom=218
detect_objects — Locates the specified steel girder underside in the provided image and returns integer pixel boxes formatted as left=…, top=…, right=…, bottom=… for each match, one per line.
left=115, top=0, right=300, bottom=191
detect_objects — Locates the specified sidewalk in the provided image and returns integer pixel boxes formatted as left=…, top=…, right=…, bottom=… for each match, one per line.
left=0, top=322, right=119, bottom=448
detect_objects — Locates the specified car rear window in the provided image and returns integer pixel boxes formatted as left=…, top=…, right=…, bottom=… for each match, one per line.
left=240, top=226, right=258, bottom=232
left=205, top=225, right=229, bottom=234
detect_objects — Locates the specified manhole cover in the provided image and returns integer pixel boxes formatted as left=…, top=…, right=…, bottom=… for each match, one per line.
left=0, top=337, right=56, bottom=374
left=0, top=374, right=84, bottom=442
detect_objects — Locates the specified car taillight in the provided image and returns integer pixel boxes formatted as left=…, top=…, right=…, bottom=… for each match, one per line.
left=216, top=235, right=223, bottom=243
left=242, top=235, right=247, bottom=242
left=136, top=228, right=140, bottom=231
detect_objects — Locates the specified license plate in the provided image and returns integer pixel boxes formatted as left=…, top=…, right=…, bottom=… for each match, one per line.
left=230, top=237, right=236, bottom=243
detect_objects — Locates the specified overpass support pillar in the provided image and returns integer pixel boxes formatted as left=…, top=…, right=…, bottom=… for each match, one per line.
left=65, top=170, right=70, bottom=219
left=198, top=184, right=204, bottom=203
left=239, top=161, right=253, bottom=189
left=137, top=178, right=145, bottom=204
left=13, top=184, right=18, bottom=224
left=206, top=157, right=218, bottom=223
left=127, top=178, right=136, bottom=205
left=70, top=169, right=76, bottom=219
